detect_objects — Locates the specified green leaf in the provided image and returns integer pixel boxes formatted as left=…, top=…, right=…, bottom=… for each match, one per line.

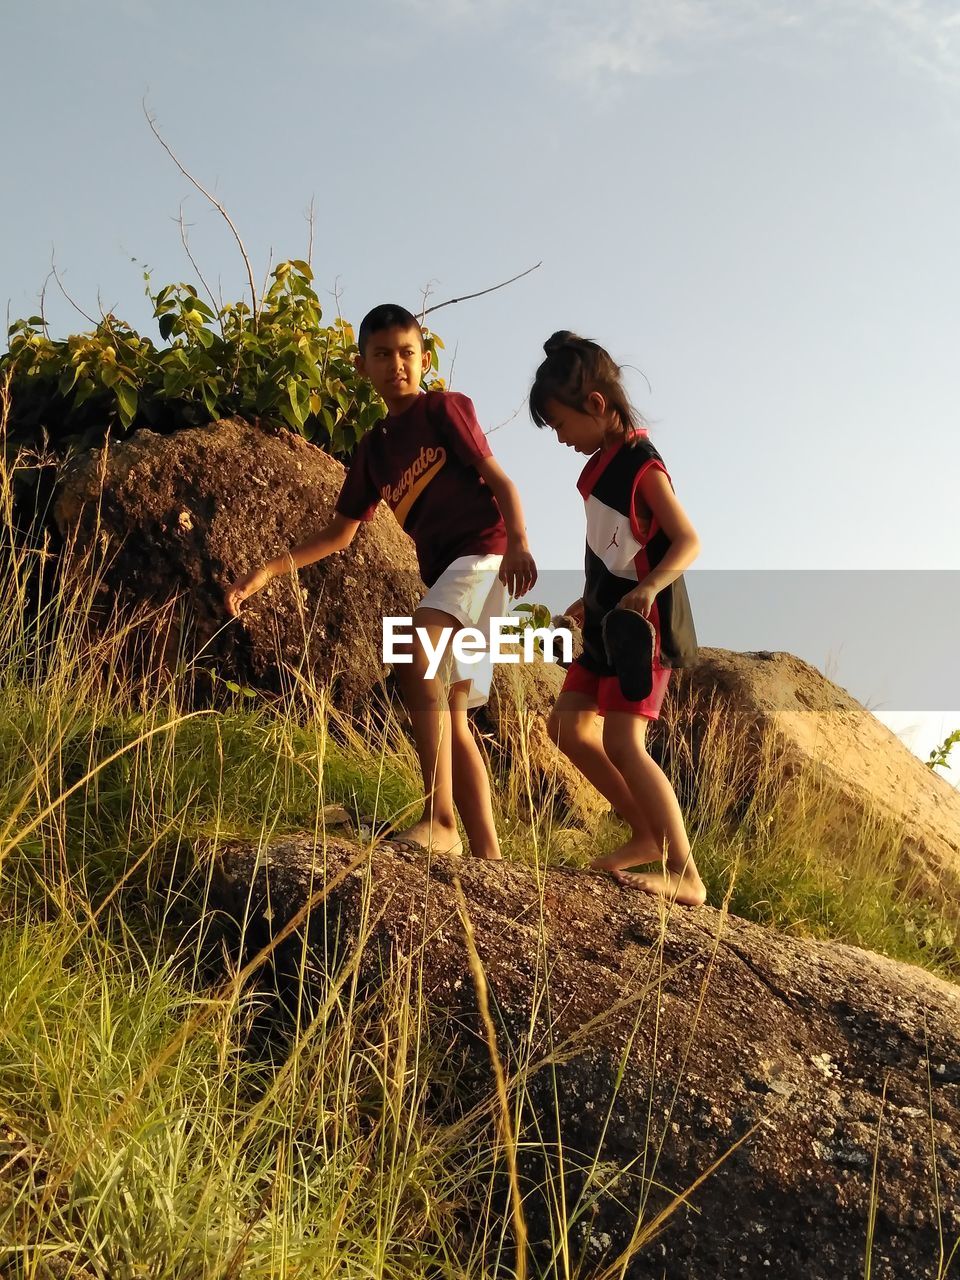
left=286, top=377, right=305, bottom=426
left=158, top=314, right=177, bottom=341
left=115, top=381, right=138, bottom=427
left=200, top=381, right=219, bottom=417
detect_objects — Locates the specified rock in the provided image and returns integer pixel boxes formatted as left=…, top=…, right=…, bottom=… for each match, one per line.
left=53, top=417, right=422, bottom=711
left=651, top=649, right=960, bottom=911
left=210, top=835, right=960, bottom=1280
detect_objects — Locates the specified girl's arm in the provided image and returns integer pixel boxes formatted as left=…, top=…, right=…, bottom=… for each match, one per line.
left=620, top=469, right=700, bottom=617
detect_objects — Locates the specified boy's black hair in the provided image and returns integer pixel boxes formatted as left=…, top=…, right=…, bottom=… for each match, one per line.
left=357, top=304, right=425, bottom=356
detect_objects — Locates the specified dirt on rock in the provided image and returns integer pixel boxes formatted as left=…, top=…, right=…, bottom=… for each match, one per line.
left=211, top=835, right=960, bottom=1280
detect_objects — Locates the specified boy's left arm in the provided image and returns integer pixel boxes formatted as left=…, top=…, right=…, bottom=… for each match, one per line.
left=620, top=468, right=700, bottom=618
left=474, top=455, right=538, bottom=597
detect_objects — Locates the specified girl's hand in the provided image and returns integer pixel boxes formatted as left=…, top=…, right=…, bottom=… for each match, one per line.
left=618, top=584, right=658, bottom=619
left=224, top=565, right=274, bottom=618
left=562, top=598, right=585, bottom=627
left=499, top=546, right=538, bottom=598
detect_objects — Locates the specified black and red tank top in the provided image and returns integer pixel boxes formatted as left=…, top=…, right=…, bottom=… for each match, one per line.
left=576, top=433, right=698, bottom=674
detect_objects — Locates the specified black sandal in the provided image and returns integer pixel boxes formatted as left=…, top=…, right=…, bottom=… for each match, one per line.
left=602, top=608, right=656, bottom=702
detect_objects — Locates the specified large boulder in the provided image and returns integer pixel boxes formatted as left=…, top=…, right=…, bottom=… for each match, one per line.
left=651, top=649, right=960, bottom=910
left=53, top=417, right=421, bottom=711
left=210, top=835, right=960, bottom=1280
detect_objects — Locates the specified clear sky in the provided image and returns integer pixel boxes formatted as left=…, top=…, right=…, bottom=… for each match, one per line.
left=2, top=0, right=958, bottom=777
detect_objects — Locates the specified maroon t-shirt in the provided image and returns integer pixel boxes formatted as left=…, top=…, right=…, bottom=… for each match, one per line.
left=334, top=390, right=508, bottom=586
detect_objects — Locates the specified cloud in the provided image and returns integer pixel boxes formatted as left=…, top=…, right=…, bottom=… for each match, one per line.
left=545, top=0, right=960, bottom=89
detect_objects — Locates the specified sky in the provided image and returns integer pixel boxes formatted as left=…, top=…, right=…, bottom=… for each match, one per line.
left=2, top=0, right=958, bottom=780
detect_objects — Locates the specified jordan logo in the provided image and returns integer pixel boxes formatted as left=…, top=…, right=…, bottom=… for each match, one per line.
left=606, top=527, right=620, bottom=550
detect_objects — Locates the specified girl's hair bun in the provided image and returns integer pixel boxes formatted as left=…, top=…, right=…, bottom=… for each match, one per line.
left=543, top=330, right=578, bottom=355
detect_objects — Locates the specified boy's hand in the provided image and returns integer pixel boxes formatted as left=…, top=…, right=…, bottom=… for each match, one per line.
left=224, top=565, right=274, bottom=618
left=499, top=546, right=538, bottom=598
left=618, top=583, right=658, bottom=619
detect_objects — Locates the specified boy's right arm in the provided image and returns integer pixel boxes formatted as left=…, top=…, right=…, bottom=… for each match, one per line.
left=224, top=512, right=361, bottom=617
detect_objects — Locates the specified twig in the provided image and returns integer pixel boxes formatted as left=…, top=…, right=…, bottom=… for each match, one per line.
left=38, top=269, right=54, bottom=333
left=422, top=260, right=542, bottom=318
left=49, top=250, right=97, bottom=327
left=330, top=276, right=345, bottom=326
left=260, top=247, right=274, bottom=307
left=143, top=98, right=260, bottom=327
left=445, top=339, right=460, bottom=391
left=485, top=400, right=524, bottom=436
left=417, top=277, right=440, bottom=323
left=176, top=202, right=222, bottom=323
left=305, top=195, right=316, bottom=269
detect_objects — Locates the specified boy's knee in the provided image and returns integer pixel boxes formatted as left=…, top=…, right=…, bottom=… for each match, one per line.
left=396, top=662, right=445, bottom=709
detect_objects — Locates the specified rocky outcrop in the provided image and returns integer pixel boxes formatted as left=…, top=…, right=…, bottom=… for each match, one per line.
left=652, top=649, right=960, bottom=910
left=210, top=835, right=960, bottom=1280
left=53, top=416, right=422, bottom=711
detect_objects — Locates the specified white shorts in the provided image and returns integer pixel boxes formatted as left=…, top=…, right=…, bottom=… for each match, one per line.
left=417, top=553, right=508, bottom=708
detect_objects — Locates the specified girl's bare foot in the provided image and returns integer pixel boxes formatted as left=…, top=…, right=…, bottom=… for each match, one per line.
left=611, top=865, right=707, bottom=907
left=384, top=820, right=464, bottom=858
left=592, top=834, right=664, bottom=873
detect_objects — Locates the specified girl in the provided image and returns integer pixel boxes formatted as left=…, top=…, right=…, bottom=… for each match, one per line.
left=530, top=331, right=706, bottom=906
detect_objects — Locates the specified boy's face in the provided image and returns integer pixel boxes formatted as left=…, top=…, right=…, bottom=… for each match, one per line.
left=355, top=324, right=431, bottom=412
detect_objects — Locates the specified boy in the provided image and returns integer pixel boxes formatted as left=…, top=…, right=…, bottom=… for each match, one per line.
left=225, top=304, right=537, bottom=860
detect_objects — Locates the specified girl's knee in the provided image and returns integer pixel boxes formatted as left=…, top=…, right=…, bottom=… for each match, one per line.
left=547, top=708, right=592, bottom=755
left=602, top=718, right=648, bottom=769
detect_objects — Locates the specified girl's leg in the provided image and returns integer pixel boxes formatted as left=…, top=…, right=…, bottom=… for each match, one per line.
left=595, top=711, right=706, bottom=906
left=548, top=692, right=663, bottom=862
left=389, top=607, right=464, bottom=856
left=448, top=681, right=502, bottom=860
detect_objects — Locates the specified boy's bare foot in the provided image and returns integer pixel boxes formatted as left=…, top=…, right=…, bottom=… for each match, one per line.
left=383, top=820, right=464, bottom=858
left=610, top=865, right=707, bottom=907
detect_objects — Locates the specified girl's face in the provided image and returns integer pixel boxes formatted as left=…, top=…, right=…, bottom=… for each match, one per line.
left=543, top=393, right=611, bottom=455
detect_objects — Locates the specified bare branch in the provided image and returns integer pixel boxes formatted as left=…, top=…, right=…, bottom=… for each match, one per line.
left=177, top=202, right=221, bottom=322
left=422, top=261, right=542, bottom=319
left=330, top=276, right=345, bottom=326
left=49, top=250, right=97, bottom=327
left=305, top=195, right=316, bottom=269
left=143, top=98, right=259, bottom=327
left=417, top=277, right=440, bottom=324
left=260, top=248, right=274, bottom=309
left=485, top=399, right=525, bottom=436
left=38, top=269, right=54, bottom=333
left=445, top=339, right=460, bottom=391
